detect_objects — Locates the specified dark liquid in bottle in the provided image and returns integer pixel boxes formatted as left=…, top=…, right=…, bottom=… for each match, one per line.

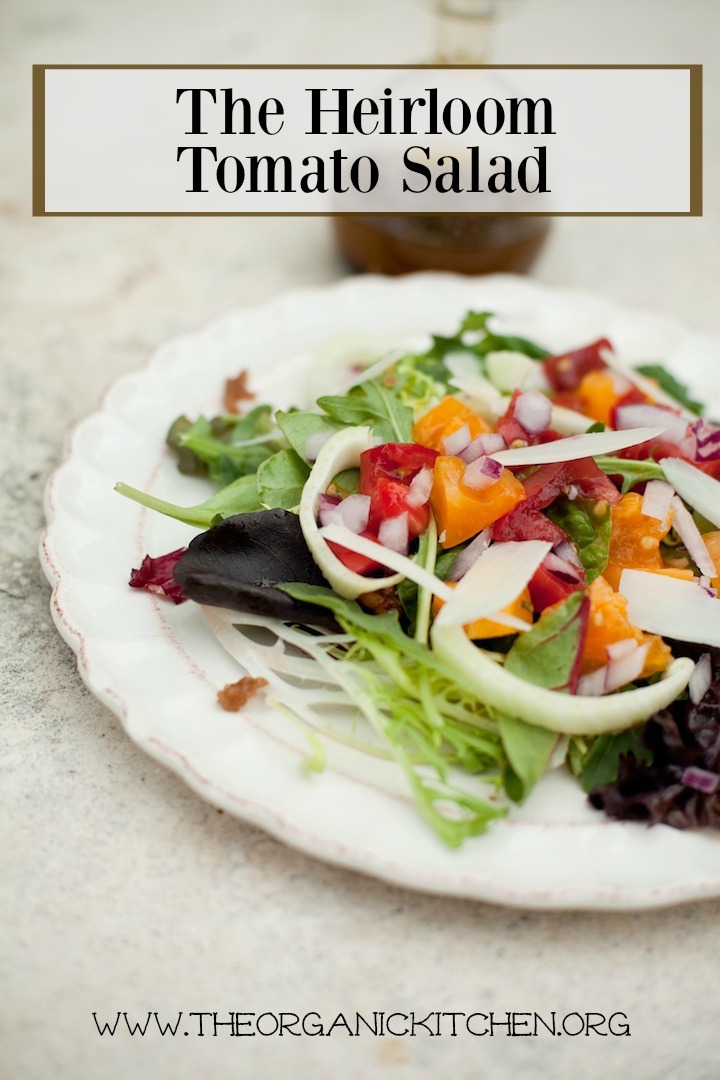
left=333, top=214, right=550, bottom=276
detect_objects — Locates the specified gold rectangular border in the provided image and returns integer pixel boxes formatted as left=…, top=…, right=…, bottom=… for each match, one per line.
left=32, top=64, right=702, bottom=218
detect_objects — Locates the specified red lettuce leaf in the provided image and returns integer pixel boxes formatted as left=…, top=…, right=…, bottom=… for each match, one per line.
left=589, top=643, right=720, bottom=829
left=129, top=548, right=187, bottom=604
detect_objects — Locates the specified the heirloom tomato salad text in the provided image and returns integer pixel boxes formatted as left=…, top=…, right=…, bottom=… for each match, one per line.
left=117, top=312, right=720, bottom=845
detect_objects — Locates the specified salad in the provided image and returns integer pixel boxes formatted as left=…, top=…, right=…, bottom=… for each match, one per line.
left=117, top=311, right=720, bottom=846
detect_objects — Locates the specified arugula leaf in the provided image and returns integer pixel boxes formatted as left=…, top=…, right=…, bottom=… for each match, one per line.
left=431, top=310, right=549, bottom=360
left=459, top=310, right=493, bottom=334
left=318, top=378, right=413, bottom=442
left=478, top=333, right=550, bottom=360
left=505, top=592, right=588, bottom=691
left=581, top=730, right=653, bottom=793
left=547, top=497, right=612, bottom=583
left=256, top=449, right=310, bottom=510
left=595, top=455, right=665, bottom=493
left=497, top=714, right=559, bottom=803
left=636, top=363, right=704, bottom=416
left=276, top=409, right=344, bottom=460
left=115, top=473, right=262, bottom=528
left=169, top=405, right=277, bottom=485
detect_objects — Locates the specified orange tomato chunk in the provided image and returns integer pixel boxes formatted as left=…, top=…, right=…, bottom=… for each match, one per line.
left=413, top=396, right=491, bottom=453
left=603, top=491, right=673, bottom=590
left=703, top=530, right=720, bottom=589
left=433, top=585, right=533, bottom=640
left=430, top=456, right=526, bottom=548
left=582, top=576, right=671, bottom=678
left=577, top=370, right=624, bottom=426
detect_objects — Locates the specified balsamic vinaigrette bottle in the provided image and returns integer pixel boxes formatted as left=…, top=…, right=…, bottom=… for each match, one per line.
left=333, top=0, right=550, bottom=276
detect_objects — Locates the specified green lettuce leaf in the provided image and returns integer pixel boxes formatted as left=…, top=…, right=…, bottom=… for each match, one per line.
left=317, top=378, right=413, bottom=442
left=168, top=405, right=277, bottom=485
left=505, top=591, right=588, bottom=691
left=115, top=473, right=262, bottom=528
left=547, top=497, right=612, bottom=583
left=636, top=363, right=703, bottom=416
left=594, top=455, right=665, bottom=494
left=276, top=409, right=345, bottom=460
left=497, top=714, right=559, bottom=802
left=581, top=729, right=653, bottom=792
left=256, top=449, right=310, bottom=510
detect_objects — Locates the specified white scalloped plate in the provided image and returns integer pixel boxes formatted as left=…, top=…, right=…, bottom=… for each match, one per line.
left=41, top=272, right=720, bottom=910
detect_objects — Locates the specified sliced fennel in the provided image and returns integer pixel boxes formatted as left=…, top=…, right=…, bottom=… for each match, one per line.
left=299, top=426, right=403, bottom=599
left=430, top=624, right=694, bottom=736
left=485, top=350, right=547, bottom=393
left=319, top=523, right=453, bottom=602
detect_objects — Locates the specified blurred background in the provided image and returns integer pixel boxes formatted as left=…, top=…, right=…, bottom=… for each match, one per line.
left=3, top=3, right=719, bottom=1078
left=3, top=0, right=717, bottom=505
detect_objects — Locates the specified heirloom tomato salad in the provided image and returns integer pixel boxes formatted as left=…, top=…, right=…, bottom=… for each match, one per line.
left=117, top=312, right=720, bottom=846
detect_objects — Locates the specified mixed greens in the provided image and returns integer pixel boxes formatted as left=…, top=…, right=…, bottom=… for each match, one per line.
left=121, top=311, right=720, bottom=845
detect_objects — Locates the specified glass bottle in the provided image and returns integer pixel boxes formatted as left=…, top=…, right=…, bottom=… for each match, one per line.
left=333, top=0, right=550, bottom=276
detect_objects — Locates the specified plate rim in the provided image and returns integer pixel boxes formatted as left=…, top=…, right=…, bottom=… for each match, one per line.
left=39, top=270, right=720, bottom=911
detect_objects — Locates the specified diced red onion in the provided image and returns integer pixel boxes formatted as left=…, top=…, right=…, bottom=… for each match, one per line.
left=317, top=492, right=370, bottom=534
left=446, top=530, right=491, bottom=582
left=378, top=512, right=409, bottom=554
left=543, top=551, right=584, bottom=583
left=699, top=576, right=718, bottom=598
left=462, top=456, right=503, bottom=491
left=609, top=372, right=632, bottom=395
left=605, top=643, right=649, bottom=693
left=553, top=540, right=581, bottom=567
left=670, top=495, right=717, bottom=578
left=305, top=428, right=335, bottom=462
left=406, top=466, right=434, bottom=508
left=576, top=667, right=608, bottom=697
left=317, top=493, right=342, bottom=527
left=689, top=652, right=712, bottom=705
left=338, top=493, right=371, bottom=534
left=615, top=403, right=689, bottom=445
left=514, top=390, right=552, bottom=435
left=576, top=643, right=648, bottom=696
left=682, top=765, right=719, bottom=794
left=459, top=432, right=507, bottom=464
left=641, top=479, right=675, bottom=525
left=443, top=424, right=472, bottom=456
left=606, top=637, right=638, bottom=661
left=692, top=419, right=720, bottom=461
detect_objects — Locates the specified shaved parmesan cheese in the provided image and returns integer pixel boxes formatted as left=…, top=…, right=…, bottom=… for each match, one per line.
left=670, top=496, right=717, bottom=578
left=299, top=427, right=403, bottom=599
left=490, top=426, right=668, bottom=467
left=431, top=623, right=693, bottom=736
left=620, top=569, right=720, bottom=647
left=319, top=523, right=453, bottom=602
left=641, top=479, right=674, bottom=526
left=433, top=540, right=551, bottom=629
left=660, top=457, right=720, bottom=531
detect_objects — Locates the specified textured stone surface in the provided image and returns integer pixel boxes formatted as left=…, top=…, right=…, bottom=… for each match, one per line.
left=3, top=1, right=720, bottom=1078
